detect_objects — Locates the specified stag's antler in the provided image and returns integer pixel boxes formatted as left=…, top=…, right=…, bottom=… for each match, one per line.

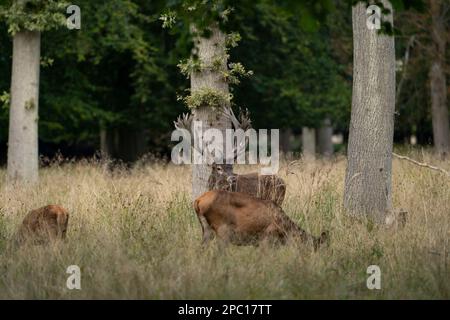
left=221, top=106, right=253, bottom=162
left=173, top=107, right=253, bottom=164
left=174, top=112, right=201, bottom=155
left=174, top=112, right=193, bottom=131
left=222, top=106, right=252, bottom=131
left=174, top=107, right=251, bottom=133
left=174, top=112, right=210, bottom=159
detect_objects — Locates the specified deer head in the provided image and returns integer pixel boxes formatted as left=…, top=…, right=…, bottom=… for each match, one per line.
left=208, top=162, right=237, bottom=191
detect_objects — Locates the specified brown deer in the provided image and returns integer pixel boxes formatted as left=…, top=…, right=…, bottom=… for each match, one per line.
left=208, top=163, right=286, bottom=206
left=14, top=205, right=69, bottom=246
left=175, top=107, right=286, bottom=205
left=193, top=190, right=328, bottom=249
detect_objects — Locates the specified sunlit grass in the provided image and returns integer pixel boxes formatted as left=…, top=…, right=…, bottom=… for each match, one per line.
left=0, top=151, right=449, bottom=299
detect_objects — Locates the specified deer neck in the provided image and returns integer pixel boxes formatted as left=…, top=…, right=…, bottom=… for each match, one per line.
left=223, top=164, right=233, bottom=175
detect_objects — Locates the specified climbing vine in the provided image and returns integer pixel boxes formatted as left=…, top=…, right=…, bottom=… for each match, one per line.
left=160, top=0, right=252, bottom=110
left=177, top=57, right=202, bottom=78
left=180, top=87, right=232, bottom=110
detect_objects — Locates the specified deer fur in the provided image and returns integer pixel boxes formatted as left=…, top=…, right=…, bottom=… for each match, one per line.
left=208, top=163, right=286, bottom=206
left=14, top=205, right=69, bottom=246
left=194, top=190, right=328, bottom=249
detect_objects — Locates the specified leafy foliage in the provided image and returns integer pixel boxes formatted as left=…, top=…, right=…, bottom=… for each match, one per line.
left=181, top=87, right=232, bottom=110
left=177, top=57, right=202, bottom=78
left=0, top=0, right=438, bottom=160
left=0, top=0, right=69, bottom=34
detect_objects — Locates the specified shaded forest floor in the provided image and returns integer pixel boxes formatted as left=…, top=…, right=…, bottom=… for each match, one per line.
left=0, top=151, right=449, bottom=299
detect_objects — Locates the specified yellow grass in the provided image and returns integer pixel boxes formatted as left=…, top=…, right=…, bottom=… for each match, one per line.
left=0, top=152, right=449, bottom=299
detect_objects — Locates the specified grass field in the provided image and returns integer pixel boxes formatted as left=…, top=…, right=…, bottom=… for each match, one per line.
left=0, top=151, right=449, bottom=299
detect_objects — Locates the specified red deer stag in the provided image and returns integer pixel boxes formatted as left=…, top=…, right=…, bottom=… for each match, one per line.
left=175, top=107, right=286, bottom=205
left=14, top=205, right=69, bottom=246
left=208, top=163, right=286, bottom=206
left=194, top=190, right=327, bottom=249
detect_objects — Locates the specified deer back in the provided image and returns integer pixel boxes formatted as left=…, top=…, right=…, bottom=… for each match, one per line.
left=194, top=190, right=325, bottom=247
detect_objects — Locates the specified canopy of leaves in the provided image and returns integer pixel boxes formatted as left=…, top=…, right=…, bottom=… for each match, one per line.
left=0, top=0, right=69, bottom=34
left=0, top=0, right=441, bottom=160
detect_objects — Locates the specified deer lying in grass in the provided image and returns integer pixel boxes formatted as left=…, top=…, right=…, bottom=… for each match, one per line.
left=175, top=107, right=286, bottom=205
left=14, top=205, right=69, bottom=246
left=194, top=190, right=328, bottom=249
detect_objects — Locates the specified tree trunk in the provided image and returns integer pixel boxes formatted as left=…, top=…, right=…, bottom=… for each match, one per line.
left=429, top=0, right=449, bottom=159
left=191, top=25, right=232, bottom=200
left=116, top=127, right=146, bottom=163
left=317, top=117, right=333, bottom=158
left=344, top=1, right=395, bottom=223
left=7, top=30, right=41, bottom=184
left=302, top=127, right=316, bottom=161
left=280, top=128, right=292, bottom=155
left=100, top=127, right=111, bottom=157
left=100, top=127, right=146, bottom=162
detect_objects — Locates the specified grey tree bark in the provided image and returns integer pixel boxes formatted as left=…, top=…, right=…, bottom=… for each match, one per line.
left=302, top=127, right=316, bottom=161
left=7, top=30, right=41, bottom=184
left=344, top=1, right=395, bottom=223
left=429, top=0, right=449, bottom=159
left=280, top=128, right=292, bottom=155
left=191, top=25, right=232, bottom=200
left=317, top=118, right=333, bottom=158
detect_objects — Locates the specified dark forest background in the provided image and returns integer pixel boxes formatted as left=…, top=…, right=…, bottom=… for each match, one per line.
left=0, top=0, right=445, bottom=164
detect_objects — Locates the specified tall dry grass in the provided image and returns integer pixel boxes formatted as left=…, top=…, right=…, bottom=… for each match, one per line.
left=0, top=151, right=449, bottom=299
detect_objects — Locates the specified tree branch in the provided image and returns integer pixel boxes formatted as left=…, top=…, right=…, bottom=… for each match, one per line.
left=393, top=152, right=450, bottom=177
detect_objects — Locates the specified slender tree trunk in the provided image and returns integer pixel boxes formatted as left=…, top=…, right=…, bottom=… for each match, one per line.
left=134, top=104, right=147, bottom=160
left=280, top=128, right=292, bottom=155
left=302, top=127, right=316, bottom=161
left=100, top=127, right=110, bottom=157
left=429, top=0, right=449, bottom=159
left=7, top=30, right=41, bottom=184
left=344, top=1, right=395, bottom=223
left=191, top=25, right=231, bottom=200
left=317, top=117, right=333, bottom=158
left=101, top=127, right=147, bottom=162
